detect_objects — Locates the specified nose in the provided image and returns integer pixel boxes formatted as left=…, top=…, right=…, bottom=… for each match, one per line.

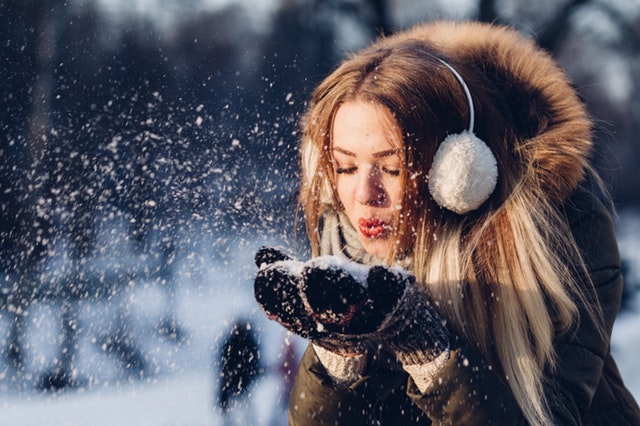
left=355, top=165, right=386, bottom=206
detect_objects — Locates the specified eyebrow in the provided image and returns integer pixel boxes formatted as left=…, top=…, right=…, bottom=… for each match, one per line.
left=332, top=146, right=402, bottom=158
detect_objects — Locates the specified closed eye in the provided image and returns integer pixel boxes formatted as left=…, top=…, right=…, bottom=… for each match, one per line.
left=336, top=166, right=400, bottom=176
left=335, top=166, right=357, bottom=175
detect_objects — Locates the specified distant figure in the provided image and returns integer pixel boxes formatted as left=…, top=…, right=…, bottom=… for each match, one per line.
left=216, top=320, right=261, bottom=415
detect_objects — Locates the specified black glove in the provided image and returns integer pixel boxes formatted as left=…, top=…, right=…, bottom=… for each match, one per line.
left=254, top=247, right=449, bottom=364
left=253, top=247, right=365, bottom=353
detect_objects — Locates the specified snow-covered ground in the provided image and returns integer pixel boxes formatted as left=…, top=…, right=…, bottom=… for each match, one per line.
left=0, top=272, right=303, bottom=425
left=0, top=210, right=639, bottom=425
left=0, top=224, right=300, bottom=425
left=0, top=248, right=302, bottom=425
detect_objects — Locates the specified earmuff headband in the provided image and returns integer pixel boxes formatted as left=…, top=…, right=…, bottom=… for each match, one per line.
left=427, top=58, right=498, bottom=214
left=436, top=58, right=475, bottom=133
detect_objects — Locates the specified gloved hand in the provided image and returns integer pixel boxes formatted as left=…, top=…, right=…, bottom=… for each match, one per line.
left=253, top=246, right=367, bottom=354
left=254, top=247, right=449, bottom=364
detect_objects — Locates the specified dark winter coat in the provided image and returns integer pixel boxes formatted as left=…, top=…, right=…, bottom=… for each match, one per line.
left=287, top=188, right=640, bottom=425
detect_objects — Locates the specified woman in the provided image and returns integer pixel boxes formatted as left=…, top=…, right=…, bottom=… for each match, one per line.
left=253, top=21, right=640, bottom=425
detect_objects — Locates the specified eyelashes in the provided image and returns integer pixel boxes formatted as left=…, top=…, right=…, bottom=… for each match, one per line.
left=335, top=165, right=401, bottom=177
left=335, top=166, right=357, bottom=175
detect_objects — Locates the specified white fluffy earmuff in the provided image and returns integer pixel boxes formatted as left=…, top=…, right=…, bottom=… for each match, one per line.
left=427, top=59, right=498, bottom=214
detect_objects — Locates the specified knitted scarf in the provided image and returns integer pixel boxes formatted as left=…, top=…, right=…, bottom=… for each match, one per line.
left=319, top=209, right=383, bottom=263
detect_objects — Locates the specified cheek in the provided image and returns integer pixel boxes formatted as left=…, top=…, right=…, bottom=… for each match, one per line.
left=335, top=176, right=354, bottom=207
left=387, top=179, right=404, bottom=209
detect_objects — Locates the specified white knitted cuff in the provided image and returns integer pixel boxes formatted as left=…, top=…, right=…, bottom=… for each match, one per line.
left=402, top=349, right=450, bottom=393
left=312, top=343, right=367, bottom=387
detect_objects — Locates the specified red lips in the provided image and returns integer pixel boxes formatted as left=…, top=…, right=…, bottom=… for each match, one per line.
left=358, top=217, right=389, bottom=239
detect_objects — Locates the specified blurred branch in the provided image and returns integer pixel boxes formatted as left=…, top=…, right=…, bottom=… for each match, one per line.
left=333, top=0, right=392, bottom=37
left=593, top=2, right=640, bottom=53
left=369, top=0, right=392, bottom=36
left=478, top=0, right=502, bottom=24
left=27, top=0, right=60, bottom=166
left=535, top=0, right=590, bottom=52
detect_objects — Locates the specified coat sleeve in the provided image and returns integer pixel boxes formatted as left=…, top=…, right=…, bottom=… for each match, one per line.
left=288, top=344, right=413, bottom=425
left=407, top=188, right=622, bottom=425
left=405, top=334, right=524, bottom=424
left=543, top=189, right=623, bottom=424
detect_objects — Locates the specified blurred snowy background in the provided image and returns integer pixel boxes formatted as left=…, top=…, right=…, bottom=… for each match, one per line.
left=1, top=0, right=639, bottom=424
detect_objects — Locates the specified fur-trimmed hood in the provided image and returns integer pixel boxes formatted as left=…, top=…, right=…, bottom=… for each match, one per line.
left=382, top=21, right=593, bottom=204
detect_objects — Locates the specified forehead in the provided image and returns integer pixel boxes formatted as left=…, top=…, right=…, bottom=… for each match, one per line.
left=331, top=101, right=403, bottom=151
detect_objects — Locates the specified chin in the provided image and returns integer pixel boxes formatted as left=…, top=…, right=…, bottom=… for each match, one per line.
left=361, top=240, right=390, bottom=259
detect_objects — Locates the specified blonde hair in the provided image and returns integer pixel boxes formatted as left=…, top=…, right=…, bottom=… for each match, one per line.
left=298, top=22, right=607, bottom=426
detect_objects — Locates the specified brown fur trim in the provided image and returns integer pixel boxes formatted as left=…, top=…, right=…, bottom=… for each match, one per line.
left=383, top=21, right=593, bottom=202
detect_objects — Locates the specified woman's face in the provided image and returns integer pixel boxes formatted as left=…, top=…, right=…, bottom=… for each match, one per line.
left=331, top=101, right=405, bottom=259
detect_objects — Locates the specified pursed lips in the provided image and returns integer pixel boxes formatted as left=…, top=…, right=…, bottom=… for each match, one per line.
left=358, top=217, right=390, bottom=239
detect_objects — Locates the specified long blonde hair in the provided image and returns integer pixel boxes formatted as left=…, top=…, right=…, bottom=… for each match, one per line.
left=298, top=21, right=607, bottom=425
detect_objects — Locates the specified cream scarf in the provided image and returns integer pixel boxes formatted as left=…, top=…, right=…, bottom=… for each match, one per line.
left=319, top=209, right=383, bottom=265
